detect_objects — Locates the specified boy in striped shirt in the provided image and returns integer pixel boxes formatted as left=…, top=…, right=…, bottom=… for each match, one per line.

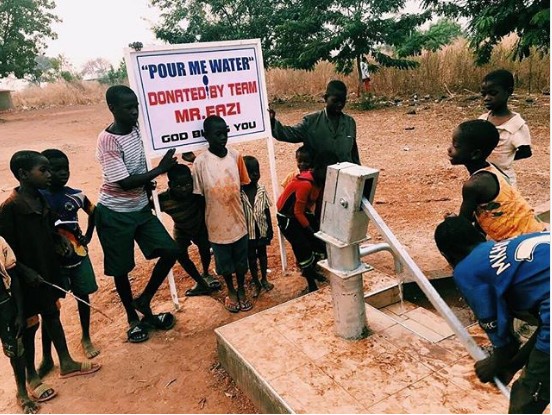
left=95, top=85, right=180, bottom=343
left=241, top=155, right=274, bottom=298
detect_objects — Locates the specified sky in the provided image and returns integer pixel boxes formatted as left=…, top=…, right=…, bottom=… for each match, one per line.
left=46, top=0, right=163, bottom=69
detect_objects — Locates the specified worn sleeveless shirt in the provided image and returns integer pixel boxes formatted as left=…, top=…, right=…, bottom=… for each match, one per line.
left=473, top=164, right=544, bottom=240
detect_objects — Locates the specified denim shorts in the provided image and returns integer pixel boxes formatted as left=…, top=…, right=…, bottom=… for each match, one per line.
left=210, top=234, right=248, bottom=276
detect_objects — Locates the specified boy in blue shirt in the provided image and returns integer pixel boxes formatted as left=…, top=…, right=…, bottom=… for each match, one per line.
left=0, top=151, right=100, bottom=404
left=38, top=149, right=99, bottom=377
left=435, top=216, right=549, bottom=413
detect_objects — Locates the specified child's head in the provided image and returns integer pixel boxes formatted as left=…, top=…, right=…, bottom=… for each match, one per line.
left=312, top=151, right=338, bottom=187
left=41, top=149, right=69, bottom=189
left=481, top=69, right=514, bottom=112
left=434, top=216, right=486, bottom=267
left=295, top=146, right=313, bottom=172
left=448, top=120, right=499, bottom=166
left=324, top=80, right=347, bottom=116
left=106, top=85, right=139, bottom=127
left=167, top=164, right=193, bottom=199
left=203, top=115, right=228, bottom=152
left=9, top=150, right=51, bottom=189
left=243, top=155, right=260, bottom=184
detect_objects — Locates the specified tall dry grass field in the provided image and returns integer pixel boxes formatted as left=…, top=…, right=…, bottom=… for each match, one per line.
left=371, top=38, right=550, bottom=97
left=10, top=37, right=550, bottom=110
left=12, top=81, right=107, bottom=109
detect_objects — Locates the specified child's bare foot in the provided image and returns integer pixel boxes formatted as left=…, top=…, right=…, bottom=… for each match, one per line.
left=17, top=394, right=38, bottom=414
left=81, top=338, right=100, bottom=359
left=261, top=280, right=274, bottom=291
left=37, top=357, right=54, bottom=378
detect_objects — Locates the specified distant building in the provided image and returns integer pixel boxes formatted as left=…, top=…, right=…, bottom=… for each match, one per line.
left=0, top=89, right=14, bottom=111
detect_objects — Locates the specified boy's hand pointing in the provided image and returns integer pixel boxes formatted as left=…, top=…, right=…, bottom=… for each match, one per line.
left=158, top=148, right=177, bottom=173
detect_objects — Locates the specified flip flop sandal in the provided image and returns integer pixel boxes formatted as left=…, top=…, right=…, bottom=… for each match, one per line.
left=224, top=297, right=240, bottom=313
left=238, top=298, right=253, bottom=312
left=203, top=274, right=222, bottom=290
left=28, top=382, right=57, bottom=402
left=59, top=361, right=101, bottom=379
left=142, top=312, right=176, bottom=330
left=185, top=284, right=212, bottom=297
left=127, top=323, right=149, bottom=343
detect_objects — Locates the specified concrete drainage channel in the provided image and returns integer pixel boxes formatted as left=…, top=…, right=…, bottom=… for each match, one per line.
left=364, top=276, right=476, bottom=328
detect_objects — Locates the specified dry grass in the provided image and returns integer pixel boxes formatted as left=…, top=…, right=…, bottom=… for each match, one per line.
left=10, top=37, right=550, bottom=110
left=372, top=39, right=550, bottom=97
left=12, top=81, right=107, bottom=109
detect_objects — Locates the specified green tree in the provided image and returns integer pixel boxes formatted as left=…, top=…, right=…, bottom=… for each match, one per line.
left=422, top=0, right=549, bottom=64
left=30, top=54, right=80, bottom=83
left=99, top=59, right=128, bottom=85
left=396, top=18, right=463, bottom=57
left=0, top=0, right=60, bottom=78
left=151, top=0, right=432, bottom=90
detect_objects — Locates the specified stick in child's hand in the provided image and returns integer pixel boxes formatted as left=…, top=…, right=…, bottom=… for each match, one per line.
left=42, top=280, right=114, bottom=322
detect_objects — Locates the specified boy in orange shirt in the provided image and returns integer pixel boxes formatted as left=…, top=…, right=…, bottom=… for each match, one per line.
left=193, top=116, right=251, bottom=313
left=447, top=119, right=545, bottom=240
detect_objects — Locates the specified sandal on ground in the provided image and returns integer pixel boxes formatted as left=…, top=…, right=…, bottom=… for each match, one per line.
left=28, top=382, right=57, bottom=402
left=18, top=396, right=38, bottom=414
left=141, top=312, right=176, bottom=330
left=238, top=297, right=253, bottom=312
left=185, top=283, right=212, bottom=297
left=224, top=296, right=240, bottom=313
left=127, top=322, right=149, bottom=343
left=59, top=361, right=101, bottom=379
left=203, top=274, right=222, bottom=290
left=261, top=280, right=274, bottom=291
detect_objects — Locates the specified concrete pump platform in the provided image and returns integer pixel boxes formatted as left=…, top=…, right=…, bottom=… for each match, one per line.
left=215, top=269, right=508, bottom=414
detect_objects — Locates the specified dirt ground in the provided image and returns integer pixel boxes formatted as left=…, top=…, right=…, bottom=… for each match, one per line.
left=0, top=93, right=549, bottom=414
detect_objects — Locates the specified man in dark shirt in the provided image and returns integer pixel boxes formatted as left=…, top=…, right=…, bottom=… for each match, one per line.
left=269, top=80, right=360, bottom=165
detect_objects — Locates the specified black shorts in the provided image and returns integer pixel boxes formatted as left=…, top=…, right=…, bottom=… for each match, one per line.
left=21, top=284, right=60, bottom=319
left=174, top=225, right=210, bottom=252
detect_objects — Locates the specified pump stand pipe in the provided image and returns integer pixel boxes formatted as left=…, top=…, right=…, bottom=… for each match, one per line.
left=361, top=197, right=510, bottom=400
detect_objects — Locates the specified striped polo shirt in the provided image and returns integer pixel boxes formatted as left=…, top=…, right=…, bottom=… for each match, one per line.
left=96, top=126, right=149, bottom=212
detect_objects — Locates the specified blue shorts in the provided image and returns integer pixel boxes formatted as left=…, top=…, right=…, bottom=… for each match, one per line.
left=211, top=235, right=248, bottom=276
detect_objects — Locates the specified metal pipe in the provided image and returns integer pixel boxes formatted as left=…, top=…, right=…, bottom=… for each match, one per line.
left=359, top=242, right=403, bottom=274
left=361, top=197, right=510, bottom=399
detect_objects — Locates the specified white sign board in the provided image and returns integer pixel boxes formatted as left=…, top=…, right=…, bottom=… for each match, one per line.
left=126, top=39, right=269, bottom=157
left=124, top=39, right=287, bottom=309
